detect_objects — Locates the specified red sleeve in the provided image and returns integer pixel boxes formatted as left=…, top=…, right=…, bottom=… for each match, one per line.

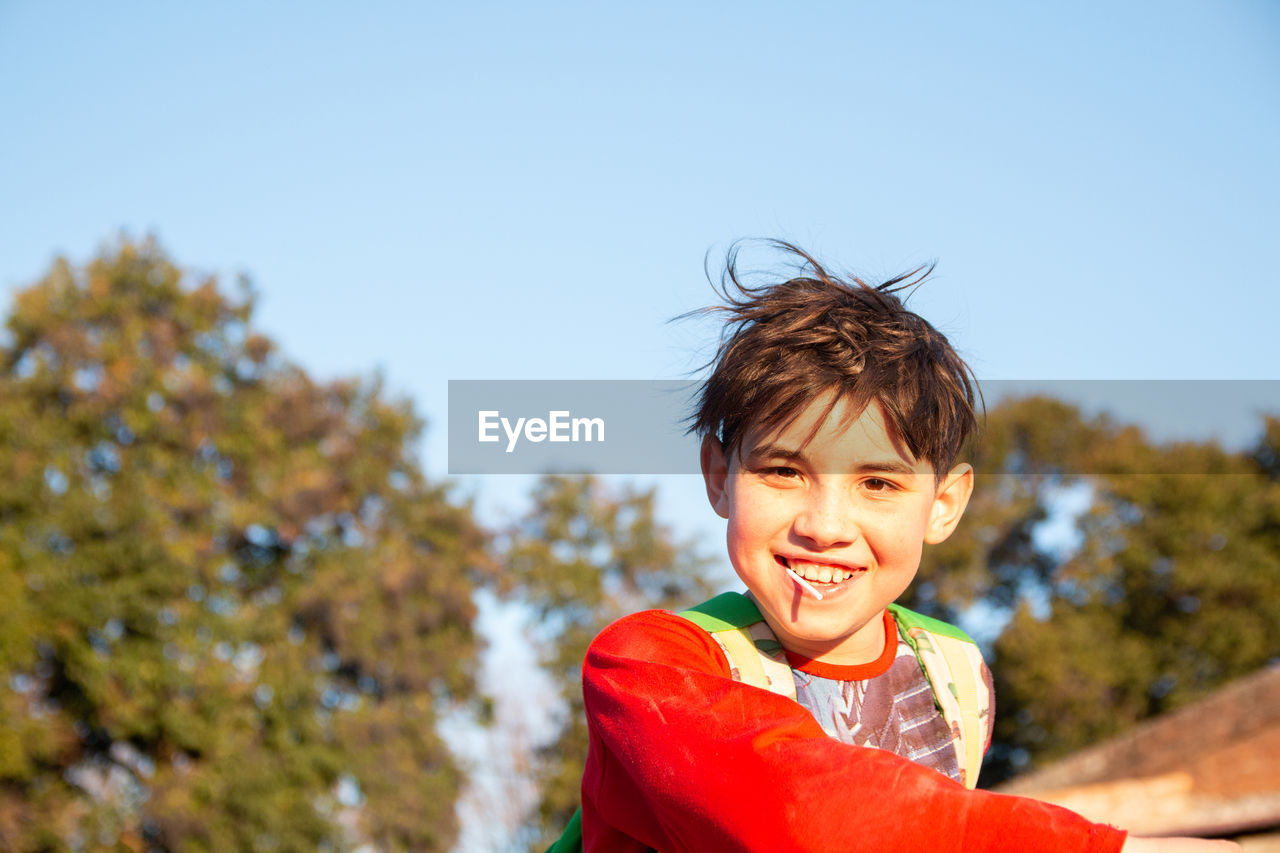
left=580, top=609, right=1127, bottom=853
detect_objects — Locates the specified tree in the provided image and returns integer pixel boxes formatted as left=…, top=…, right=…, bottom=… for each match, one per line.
left=904, top=396, right=1117, bottom=626
left=907, top=396, right=1280, bottom=785
left=502, top=475, right=717, bottom=850
left=0, top=239, right=493, bottom=851
left=985, top=412, right=1280, bottom=782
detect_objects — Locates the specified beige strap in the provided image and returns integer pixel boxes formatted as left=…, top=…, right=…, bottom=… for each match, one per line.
left=709, top=627, right=797, bottom=700
left=934, top=637, right=987, bottom=786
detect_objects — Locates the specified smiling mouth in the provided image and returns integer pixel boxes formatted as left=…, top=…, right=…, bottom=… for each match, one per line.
left=775, top=555, right=864, bottom=585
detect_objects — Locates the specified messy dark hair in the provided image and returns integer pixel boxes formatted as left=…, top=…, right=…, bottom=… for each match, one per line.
left=687, top=240, right=979, bottom=475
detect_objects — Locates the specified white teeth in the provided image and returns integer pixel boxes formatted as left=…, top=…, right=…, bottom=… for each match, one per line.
left=789, top=560, right=854, bottom=583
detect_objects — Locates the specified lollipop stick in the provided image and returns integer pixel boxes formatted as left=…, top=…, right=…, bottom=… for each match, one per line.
left=786, top=568, right=824, bottom=601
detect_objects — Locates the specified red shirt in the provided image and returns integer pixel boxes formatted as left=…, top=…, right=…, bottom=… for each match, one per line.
left=580, top=608, right=1127, bottom=853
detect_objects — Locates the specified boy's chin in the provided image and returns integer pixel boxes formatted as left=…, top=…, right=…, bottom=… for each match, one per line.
left=766, top=609, right=869, bottom=643
left=762, top=603, right=889, bottom=654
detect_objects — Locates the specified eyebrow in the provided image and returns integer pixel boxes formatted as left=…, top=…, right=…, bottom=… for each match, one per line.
left=744, top=443, right=917, bottom=476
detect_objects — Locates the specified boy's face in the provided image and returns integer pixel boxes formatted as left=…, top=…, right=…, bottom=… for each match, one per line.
left=701, top=392, right=973, bottom=665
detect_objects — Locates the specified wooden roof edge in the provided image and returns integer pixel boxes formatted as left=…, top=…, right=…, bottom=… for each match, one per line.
left=1118, top=795, right=1280, bottom=839
left=995, top=663, right=1280, bottom=795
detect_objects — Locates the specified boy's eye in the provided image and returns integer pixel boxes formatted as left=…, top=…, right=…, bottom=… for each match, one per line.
left=863, top=477, right=896, bottom=492
left=758, top=465, right=800, bottom=479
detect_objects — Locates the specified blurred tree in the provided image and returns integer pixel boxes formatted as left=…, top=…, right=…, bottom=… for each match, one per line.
left=907, top=396, right=1114, bottom=626
left=0, top=240, right=493, bottom=852
left=910, top=397, right=1280, bottom=785
left=502, top=475, right=717, bottom=851
left=985, top=413, right=1280, bottom=783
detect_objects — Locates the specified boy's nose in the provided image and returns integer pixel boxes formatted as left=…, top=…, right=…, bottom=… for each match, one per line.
left=792, top=491, right=856, bottom=549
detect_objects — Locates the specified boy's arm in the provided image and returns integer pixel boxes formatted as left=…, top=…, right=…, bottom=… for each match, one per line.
left=581, top=609, right=1127, bottom=853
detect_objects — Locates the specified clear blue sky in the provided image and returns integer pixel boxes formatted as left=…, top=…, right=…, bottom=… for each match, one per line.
left=2, top=1, right=1278, bottom=519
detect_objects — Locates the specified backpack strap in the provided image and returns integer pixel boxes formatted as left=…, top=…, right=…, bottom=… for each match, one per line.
left=678, top=592, right=797, bottom=700
left=888, top=603, right=991, bottom=789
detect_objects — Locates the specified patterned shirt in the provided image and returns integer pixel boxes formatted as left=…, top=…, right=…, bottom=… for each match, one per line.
left=791, top=632, right=963, bottom=784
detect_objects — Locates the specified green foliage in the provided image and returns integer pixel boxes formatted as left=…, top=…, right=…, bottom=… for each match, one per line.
left=908, top=396, right=1118, bottom=623
left=910, top=397, right=1280, bottom=785
left=0, top=240, right=494, bottom=851
left=503, top=475, right=717, bottom=850
left=988, top=420, right=1279, bottom=780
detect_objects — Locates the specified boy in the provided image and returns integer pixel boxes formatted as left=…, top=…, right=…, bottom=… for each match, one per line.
left=574, top=243, right=1237, bottom=852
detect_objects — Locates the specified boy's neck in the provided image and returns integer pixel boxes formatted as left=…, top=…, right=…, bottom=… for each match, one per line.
left=796, top=609, right=890, bottom=667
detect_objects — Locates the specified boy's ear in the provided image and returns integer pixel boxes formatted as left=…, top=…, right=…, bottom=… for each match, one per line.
left=924, top=462, right=974, bottom=545
left=700, top=435, right=731, bottom=519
